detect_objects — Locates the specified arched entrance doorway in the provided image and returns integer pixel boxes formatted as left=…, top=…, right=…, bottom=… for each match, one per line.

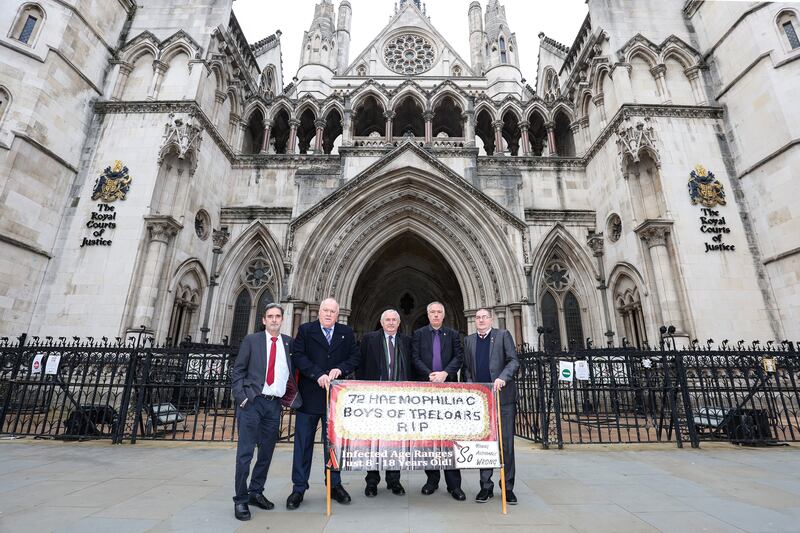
left=348, top=232, right=466, bottom=338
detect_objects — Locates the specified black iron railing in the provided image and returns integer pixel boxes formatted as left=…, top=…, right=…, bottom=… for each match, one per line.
left=515, top=346, right=800, bottom=448
left=0, top=333, right=295, bottom=443
left=2, top=333, right=797, bottom=448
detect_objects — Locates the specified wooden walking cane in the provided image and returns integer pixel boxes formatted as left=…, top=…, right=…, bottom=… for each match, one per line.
left=326, top=384, right=332, bottom=517
left=495, top=387, right=507, bottom=515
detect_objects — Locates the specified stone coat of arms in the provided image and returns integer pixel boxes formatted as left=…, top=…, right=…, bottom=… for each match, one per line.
left=92, top=160, right=132, bottom=202
left=688, top=164, right=726, bottom=208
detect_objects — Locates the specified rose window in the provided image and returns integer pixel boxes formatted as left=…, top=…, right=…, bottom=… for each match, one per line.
left=383, top=34, right=436, bottom=75
left=544, top=262, right=571, bottom=292
left=244, top=257, right=273, bottom=289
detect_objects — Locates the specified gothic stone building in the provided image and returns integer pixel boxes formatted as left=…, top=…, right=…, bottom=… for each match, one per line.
left=1, top=0, right=798, bottom=349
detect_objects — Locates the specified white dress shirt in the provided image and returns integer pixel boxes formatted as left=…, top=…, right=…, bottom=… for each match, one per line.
left=262, top=334, right=290, bottom=397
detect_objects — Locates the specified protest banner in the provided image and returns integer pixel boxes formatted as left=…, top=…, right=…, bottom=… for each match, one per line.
left=327, top=380, right=501, bottom=472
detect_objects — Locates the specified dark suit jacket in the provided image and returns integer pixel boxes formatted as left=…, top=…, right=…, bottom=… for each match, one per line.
left=463, top=328, right=520, bottom=405
left=357, top=330, right=412, bottom=381
left=232, top=331, right=298, bottom=407
left=293, top=320, right=360, bottom=415
left=411, top=325, right=463, bottom=382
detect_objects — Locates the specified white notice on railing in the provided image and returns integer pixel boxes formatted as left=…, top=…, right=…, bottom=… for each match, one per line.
left=31, top=353, right=44, bottom=375
left=44, top=354, right=61, bottom=375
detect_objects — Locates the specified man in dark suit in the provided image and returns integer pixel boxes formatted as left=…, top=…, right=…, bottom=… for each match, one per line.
left=357, top=309, right=411, bottom=497
left=411, top=301, right=466, bottom=501
left=463, top=308, right=520, bottom=505
left=286, top=297, right=360, bottom=510
left=231, top=303, right=298, bottom=521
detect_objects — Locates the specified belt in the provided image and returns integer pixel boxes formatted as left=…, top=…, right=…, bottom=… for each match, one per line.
left=261, top=394, right=279, bottom=401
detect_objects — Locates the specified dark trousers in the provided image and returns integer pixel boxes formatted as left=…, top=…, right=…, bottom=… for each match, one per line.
left=365, top=470, right=400, bottom=487
left=292, top=410, right=341, bottom=493
left=233, top=396, right=281, bottom=504
left=425, top=469, right=461, bottom=491
left=479, top=401, right=516, bottom=491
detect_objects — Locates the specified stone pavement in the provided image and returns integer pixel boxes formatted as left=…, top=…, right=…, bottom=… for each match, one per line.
left=0, top=438, right=799, bottom=533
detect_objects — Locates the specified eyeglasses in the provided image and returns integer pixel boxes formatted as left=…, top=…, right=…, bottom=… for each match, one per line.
left=475, top=315, right=491, bottom=320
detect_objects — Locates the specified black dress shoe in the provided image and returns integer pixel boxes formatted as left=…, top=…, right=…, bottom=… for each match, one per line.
left=505, top=490, right=517, bottom=505
left=234, top=502, right=251, bottom=521
left=448, top=487, right=466, bottom=501
left=249, top=493, right=274, bottom=510
left=331, top=485, right=352, bottom=504
left=365, top=485, right=378, bottom=497
left=286, top=491, right=304, bottom=510
left=388, top=483, right=406, bottom=496
left=421, top=483, right=438, bottom=495
left=475, top=488, right=494, bottom=503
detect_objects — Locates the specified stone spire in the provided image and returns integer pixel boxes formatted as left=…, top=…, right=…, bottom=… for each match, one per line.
left=299, top=0, right=338, bottom=70
left=483, top=0, right=519, bottom=69
left=396, top=0, right=425, bottom=15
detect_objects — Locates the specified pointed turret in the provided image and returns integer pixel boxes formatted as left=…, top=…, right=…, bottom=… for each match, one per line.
left=335, top=0, right=351, bottom=74
left=299, top=0, right=337, bottom=71
left=468, top=1, right=485, bottom=73
left=482, top=0, right=523, bottom=98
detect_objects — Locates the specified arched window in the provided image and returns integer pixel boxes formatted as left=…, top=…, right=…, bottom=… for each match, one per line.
left=540, top=291, right=561, bottom=352
left=564, top=292, right=584, bottom=351
left=253, top=289, right=274, bottom=331
left=10, top=3, right=45, bottom=46
left=499, top=37, right=507, bottom=64
left=356, top=64, right=367, bottom=76
left=614, top=275, right=648, bottom=348
left=230, top=289, right=252, bottom=347
left=353, top=95, right=385, bottom=136
left=539, top=258, right=586, bottom=352
left=451, top=65, right=462, bottom=77
left=778, top=11, right=800, bottom=51
left=0, top=87, right=10, bottom=127
left=167, top=271, right=203, bottom=345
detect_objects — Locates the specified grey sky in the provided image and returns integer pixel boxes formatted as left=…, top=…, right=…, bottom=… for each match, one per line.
left=233, top=0, right=588, bottom=84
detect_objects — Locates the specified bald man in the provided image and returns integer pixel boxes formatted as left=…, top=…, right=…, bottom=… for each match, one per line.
left=287, top=298, right=360, bottom=510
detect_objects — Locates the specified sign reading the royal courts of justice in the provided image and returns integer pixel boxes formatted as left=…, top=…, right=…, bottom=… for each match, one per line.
left=80, top=160, right=131, bottom=248
left=327, top=381, right=502, bottom=471
left=688, top=165, right=736, bottom=253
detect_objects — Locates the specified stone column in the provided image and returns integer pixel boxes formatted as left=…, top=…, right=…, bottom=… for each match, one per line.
left=592, top=93, right=607, bottom=123
left=510, top=304, right=523, bottom=346
left=237, top=120, right=248, bottom=153
left=212, top=90, right=226, bottom=124
left=613, top=63, right=634, bottom=104
left=684, top=66, right=707, bottom=105
left=587, top=231, right=615, bottom=346
left=111, top=62, right=133, bottom=101
left=292, top=303, right=306, bottom=337
left=636, top=221, right=682, bottom=331
left=546, top=121, right=557, bottom=156
left=492, top=119, right=504, bottom=155
left=314, top=119, right=326, bottom=153
left=519, top=121, right=530, bottom=155
left=424, top=111, right=435, bottom=145
left=130, top=216, right=182, bottom=333
left=494, top=307, right=507, bottom=330
left=464, top=100, right=476, bottom=146
left=228, top=113, right=240, bottom=147
left=342, top=105, right=353, bottom=146
left=384, top=110, right=395, bottom=143
left=309, top=304, right=319, bottom=323
left=260, top=121, right=272, bottom=154
left=200, top=227, right=230, bottom=342
left=570, top=120, right=584, bottom=155
left=650, top=64, right=671, bottom=104
left=287, top=118, right=300, bottom=154
left=147, top=60, right=168, bottom=101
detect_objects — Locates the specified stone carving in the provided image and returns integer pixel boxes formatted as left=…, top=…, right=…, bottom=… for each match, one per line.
left=616, top=116, right=659, bottom=170
left=383, top=33, right=437, bottom=75
left=159, top=112, right=204, bottom=168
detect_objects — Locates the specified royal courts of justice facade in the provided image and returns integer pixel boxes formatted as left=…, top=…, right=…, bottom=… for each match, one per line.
left=0, top=0, right=798, bottom=349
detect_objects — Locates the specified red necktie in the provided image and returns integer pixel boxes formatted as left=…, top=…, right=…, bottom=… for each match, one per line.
left=266, top=336, right=278, bottom=386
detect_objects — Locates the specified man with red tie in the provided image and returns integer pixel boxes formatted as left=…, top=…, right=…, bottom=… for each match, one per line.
left=231, top=303, right=299, bottom=521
